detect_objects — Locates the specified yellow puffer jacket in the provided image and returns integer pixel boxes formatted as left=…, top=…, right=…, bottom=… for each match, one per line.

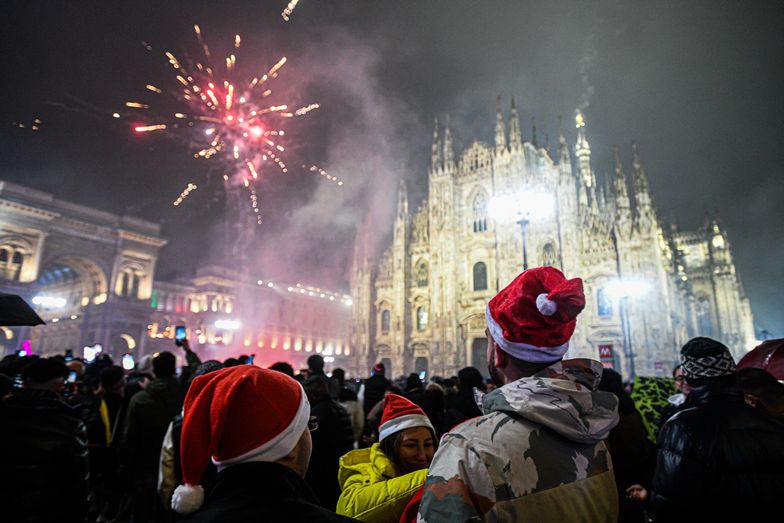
left=336, top=443, right=427, bottom=523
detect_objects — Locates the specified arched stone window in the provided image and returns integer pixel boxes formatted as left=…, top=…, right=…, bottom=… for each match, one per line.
left=381, top=309, right=391, bottom=333
left=473, top=262, right=488, bottom=291
left=472, top=192, right=488, bottom=232
left=542, top=242, right=558, bottom=268
left=415, top=260, right=428, bottom=287
left=597, top=288, right=613, bottom=317
left=417, top=306, right=428, bottom=331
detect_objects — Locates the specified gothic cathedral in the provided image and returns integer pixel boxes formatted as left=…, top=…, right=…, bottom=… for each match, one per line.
left=350, top=99, right=755, bottom=379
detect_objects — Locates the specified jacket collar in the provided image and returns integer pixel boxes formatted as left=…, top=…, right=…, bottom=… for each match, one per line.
left=209, top=461, right=318, bottom=503
left=686, top=378, right=742, bottom=407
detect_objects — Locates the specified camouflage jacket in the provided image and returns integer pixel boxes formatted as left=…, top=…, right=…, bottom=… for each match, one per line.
left=417, top=359, right=619, bottom=523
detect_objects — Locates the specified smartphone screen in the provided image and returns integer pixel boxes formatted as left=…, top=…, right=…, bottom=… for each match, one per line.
left=122, top=353, right=135, bottom=370
left=175, top=326, right=186, bottom=343
left=67, top=371, right=77, bottom=384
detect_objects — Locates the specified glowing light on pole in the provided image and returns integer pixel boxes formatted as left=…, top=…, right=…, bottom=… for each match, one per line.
left=605, top=278, right=650, bottom=380
left=489, top=190, right=555, bottom=270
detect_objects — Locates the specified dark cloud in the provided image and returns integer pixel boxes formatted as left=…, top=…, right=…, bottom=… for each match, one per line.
left=0, top=0, right=782, bottom=336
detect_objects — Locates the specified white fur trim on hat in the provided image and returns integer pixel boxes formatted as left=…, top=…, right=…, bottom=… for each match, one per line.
left=171, top=484, right=204, bottom=514
left=213, top=383, right=311, bottom=471
left=486, top=304, right=568, bottom=363
left=536, top=293, right=557, bottom=316
left=379, top=413, right=434, bottom=443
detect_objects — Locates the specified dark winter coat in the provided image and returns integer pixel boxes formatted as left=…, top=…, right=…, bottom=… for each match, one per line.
left=441, top=388, right=482, bottom=433
left=0, top=389, right=89, bottom=523
left=362, top=374, right=390, bottom=416
left=407, top=387, right=446, bottom=437
left=184, top=461, right=358, bottom=523
left=121, top=376, right=185, bottom=480
left=651, top=378, right=784, bottom=522
left=306, top=397, right=356, bottom=509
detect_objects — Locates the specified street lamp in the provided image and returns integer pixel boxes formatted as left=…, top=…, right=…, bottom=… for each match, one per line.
left=605, top=278, right=650, bottom=380
left=489, top=190, right=555, bottom=270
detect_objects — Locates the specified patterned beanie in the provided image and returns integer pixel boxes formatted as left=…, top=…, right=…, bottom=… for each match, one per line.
left=680, top=337, right=736, bottom=381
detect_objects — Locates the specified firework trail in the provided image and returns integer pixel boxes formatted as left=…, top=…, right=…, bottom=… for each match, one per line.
left=282, top=0, right=301, bottom=22
left=122, top=24, right=342, bottom=211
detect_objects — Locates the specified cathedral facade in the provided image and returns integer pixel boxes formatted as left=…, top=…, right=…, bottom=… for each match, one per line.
left=350, top=101, right=755, bottom=379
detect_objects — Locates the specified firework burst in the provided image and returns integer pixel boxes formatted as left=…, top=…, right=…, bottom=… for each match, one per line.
left=123, top=24, right=342, bottom=213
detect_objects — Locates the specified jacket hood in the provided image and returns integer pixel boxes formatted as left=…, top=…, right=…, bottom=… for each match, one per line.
left=479, top=358, right=619, bottom=444
left=337, top=443, right=395, bottom=490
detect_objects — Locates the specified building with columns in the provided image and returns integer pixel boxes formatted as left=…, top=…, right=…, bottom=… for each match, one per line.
left=350, top=100, right=756, bottom=379
left=0, top=181, right=354, bottom=373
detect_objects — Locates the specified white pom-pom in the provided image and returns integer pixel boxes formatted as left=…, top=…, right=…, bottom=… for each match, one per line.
left=536, top=293, right=557, bottom=316
left=172, top=484, right=205, bottom=514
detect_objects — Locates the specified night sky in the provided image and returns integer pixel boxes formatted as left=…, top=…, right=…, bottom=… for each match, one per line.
left=1, top=1, right=782, bottom=338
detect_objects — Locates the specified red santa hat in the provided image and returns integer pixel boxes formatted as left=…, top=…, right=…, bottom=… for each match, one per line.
left=171, top=365, right=310, bottom=514
left=378, top=393, right=434, bottom=442
left=486, top=266, right=585, bottom=364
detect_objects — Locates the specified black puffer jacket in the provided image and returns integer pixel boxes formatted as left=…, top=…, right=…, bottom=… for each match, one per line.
left=651, top=379, right=784, bottom=522
left=305, top=397, right=355, bottom=508
left=0, top=389, right=89, bottom=523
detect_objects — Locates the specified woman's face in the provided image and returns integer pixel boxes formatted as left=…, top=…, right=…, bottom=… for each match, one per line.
left=396, top=427, right=435, bottom=473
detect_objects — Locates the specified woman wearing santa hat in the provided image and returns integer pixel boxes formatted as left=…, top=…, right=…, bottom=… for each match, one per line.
left=336, top=393, right=437, bottom=522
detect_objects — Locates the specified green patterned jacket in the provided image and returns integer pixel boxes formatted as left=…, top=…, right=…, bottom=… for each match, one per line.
left=417, top=359, right=619, bottom=523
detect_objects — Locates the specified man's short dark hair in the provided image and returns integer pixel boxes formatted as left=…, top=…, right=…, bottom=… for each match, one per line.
left=737, top=368, right=784, bottom=402
left=22, top=357, right=68, bottom=383
left=307, top=354, right=325, bottom=372
left=269, top=361, right=294, bottom=377
left=152, top=351, right=176, bottom=379
left=100, top=365, right=125, bottom=390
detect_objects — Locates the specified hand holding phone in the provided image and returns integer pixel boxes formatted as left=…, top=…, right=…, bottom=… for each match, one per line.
left=175, top=325, right=186, bottom=346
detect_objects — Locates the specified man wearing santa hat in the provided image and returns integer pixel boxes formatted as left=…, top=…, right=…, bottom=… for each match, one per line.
left=418, top=266, right=620, bottom=523
left=171, top=365, right=357, bottom=522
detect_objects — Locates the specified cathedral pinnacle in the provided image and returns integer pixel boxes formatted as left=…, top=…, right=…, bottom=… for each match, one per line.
left=431, top=116, right=442, bottom=170
left=557, top=114, right=570, bottom=165
left=495, top=96, right=507, bottom=153
left=396, top=178, right=409, bottom=219
left=531, top=116, right=538, bottom=148
left=509, top=97, right=522, bottom=149
left=574, top=110, right=592, bottom=188
left=443, top=114, right=454, bottom=169
left=613, top=146, right=630, bottom=214
left=631, top=142, right=653, bottom=220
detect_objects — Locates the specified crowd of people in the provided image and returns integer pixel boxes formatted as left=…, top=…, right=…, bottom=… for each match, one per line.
left=2, top=266, right=783, bottom=523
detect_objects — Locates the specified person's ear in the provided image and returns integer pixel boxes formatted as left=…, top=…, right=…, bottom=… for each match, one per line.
left=494, top=344, right=509, bottom=371
left=744, top=393, right=759, bottom=408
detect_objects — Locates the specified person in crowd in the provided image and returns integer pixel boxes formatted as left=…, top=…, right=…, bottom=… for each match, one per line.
left=222, top=357, right=240, bottom=368
left=403, top=373, right=444, bottom=435
left=442, top=366, right=484, bottom=433
left=418, top=267, right=620, bottom=522
left=362, top=362, right=391, bottom=417
left=626, top=337, right=784, bottom=521
left=0, top=357, right=89, bottom=523
left=303, top=374, right=355, bottom=509
left=121, top=351, right=186, bottom=523
left=97, top=365, right=127, bottom=522
left=269, top=360, right=295, bottom=378
left=337, top=393, right=437, bottom=522
left=598, top=368, right=657, bottom=523
left=237, top=354, right=250, bottom=365
left=655, top=364, right=691, bottom=431
left=333, top=368, right=364, bottom=445
left=159, top=360, right=225, bottom=512
left=170, top=365, right=357, bottom=522
left=308, top=354, right=327, bottom=378
left=737, top=366, right=784, bottom=420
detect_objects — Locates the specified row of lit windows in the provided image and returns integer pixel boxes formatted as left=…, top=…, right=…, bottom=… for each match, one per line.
left=147, top=323, right=349, bottom=355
